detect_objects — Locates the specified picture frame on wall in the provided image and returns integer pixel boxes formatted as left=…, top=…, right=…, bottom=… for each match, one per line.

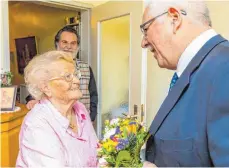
left=15, top=36, right=38, bottom=75
left=1, top=86, right=17, bottom=111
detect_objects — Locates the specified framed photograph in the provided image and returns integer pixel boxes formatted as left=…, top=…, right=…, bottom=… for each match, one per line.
left=1, top=86, right=17, bottom=111
left=15, top=36, right=38, bottom=75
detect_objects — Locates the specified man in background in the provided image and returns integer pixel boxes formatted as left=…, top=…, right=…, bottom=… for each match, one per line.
left=26, top=26, right=98, bottom=122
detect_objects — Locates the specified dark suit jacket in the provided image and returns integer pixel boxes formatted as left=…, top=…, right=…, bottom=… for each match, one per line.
left=146, top=35, right=229, bottom=166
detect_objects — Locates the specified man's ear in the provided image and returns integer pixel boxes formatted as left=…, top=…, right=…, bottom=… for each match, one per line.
left=38, top=82, right=52, bottom=97
left=168, top=7, right=182, bottom=34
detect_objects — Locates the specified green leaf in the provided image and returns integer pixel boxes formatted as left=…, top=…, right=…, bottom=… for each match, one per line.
left=116, top=150, right=131, bottom=162
left=105, top=157, right=115, bottom=164
left=123, top=127, right=128, bottom=137
left=115, top=150, right=131, bottom=167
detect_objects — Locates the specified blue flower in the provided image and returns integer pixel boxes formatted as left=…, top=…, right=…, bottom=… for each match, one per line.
left=118, top=139, right=129, bottom=145
left=116, top=144, right=125, bottom=151
left=115, top=126, right=120, bottom=134
left=116, top=139, right=129, bottom=151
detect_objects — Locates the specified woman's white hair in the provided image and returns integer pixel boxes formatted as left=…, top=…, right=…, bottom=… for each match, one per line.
left=24, top=50, right=75, bottom=100
left=145, top=0, right=212, bottom=27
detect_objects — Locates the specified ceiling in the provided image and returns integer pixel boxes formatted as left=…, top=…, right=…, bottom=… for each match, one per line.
left=74, top=0, right=110, bottom=7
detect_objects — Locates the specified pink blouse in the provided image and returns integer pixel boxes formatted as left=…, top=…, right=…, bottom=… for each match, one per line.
left=16, top=99, right=98, bottom=167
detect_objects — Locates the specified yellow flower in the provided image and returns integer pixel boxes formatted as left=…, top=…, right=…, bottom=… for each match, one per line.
left=122, top=119, right=130, bottom=126
left=120, top=127, right=124, bottom=132
left=103, top=139, right=118, bottom=152
left=128, top=124, right=137, bottom=134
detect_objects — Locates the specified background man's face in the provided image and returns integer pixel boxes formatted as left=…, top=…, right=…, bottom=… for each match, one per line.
left=57, top=31, right=79, bottom=58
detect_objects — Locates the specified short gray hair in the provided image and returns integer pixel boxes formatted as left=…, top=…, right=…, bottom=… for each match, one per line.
left=24, top=50, right=75, bottom=100
left=145, top=0, right=212, bottom=27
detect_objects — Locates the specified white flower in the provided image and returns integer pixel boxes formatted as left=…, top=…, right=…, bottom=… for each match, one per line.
left=99, top=157, right=108, bottom=164
left=104, top=127, right=109, bottom=133
left=103, top=128, right=116, bottom=141
left=99, top=157, right=108, bottom=167
left=110, top=118, right=120, bottom=125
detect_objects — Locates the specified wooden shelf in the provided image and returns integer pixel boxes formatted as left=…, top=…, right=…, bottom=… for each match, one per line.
left=1, top=103, right=28, bottom=124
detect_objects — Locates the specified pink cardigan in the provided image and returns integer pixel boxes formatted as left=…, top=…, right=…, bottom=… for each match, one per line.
left=16, top=99, right=98, bottom=167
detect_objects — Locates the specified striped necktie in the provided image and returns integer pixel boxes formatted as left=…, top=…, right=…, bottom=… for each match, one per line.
left=169, top=72, right=179, bottom=91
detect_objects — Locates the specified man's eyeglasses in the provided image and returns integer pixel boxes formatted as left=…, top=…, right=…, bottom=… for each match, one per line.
left=140, top=10, right=187, bottom=36
left=49, top=70, right=81, bottom=82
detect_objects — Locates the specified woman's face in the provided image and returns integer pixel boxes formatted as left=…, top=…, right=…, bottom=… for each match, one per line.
left=47, top=60, right=82, bottom=103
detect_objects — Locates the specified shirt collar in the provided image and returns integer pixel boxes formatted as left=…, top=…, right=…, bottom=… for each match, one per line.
left=41, top=99, right=87, bottom=137
left=72, top=102, right=87, bottom=126
left=176, top=29, right=217, bottom=77
left=71, top=102, right=87, bottom=139
left=42, top=99, right=70, bottom=130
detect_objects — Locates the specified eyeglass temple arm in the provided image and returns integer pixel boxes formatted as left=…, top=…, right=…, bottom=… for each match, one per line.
left=140, top=10, right=186, bottom=29
left=180, top=10, right=187, bottom=15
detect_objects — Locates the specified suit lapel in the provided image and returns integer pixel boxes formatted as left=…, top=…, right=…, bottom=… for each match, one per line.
left=149, top=35, right=227, bottom=135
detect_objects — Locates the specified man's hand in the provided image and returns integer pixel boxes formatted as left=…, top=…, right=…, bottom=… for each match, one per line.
left=143, top=161, right=157, bottom=167
left=26, top=100, right=38, bottom=110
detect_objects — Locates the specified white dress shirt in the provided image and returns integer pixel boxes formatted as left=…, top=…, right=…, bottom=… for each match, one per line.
left=176, top=29, right=218, bottom=77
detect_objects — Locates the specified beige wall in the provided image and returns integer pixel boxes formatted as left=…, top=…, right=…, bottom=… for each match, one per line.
left=207, top=1, right=229, bottom=39
left=146, top=1, right=229, bottom=127
left=146, top=53, right=173, bottom=127
left=101, top=15, right=129, bottom=118
left=9, top=1, right=77, bottom=85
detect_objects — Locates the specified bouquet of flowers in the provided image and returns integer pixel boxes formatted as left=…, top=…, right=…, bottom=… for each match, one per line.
left=97, top=115, right=150, bottom=167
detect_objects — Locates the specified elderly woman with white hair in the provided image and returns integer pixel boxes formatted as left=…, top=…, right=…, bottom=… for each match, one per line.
left=16, top=51, right=98, bottom=167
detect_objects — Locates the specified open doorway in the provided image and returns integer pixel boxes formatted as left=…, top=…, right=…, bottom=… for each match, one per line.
left=98, top=14, right=130, bottom=139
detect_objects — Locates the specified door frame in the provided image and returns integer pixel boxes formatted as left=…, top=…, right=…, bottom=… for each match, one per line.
left=1, top=1, right=10, bottom=72
left=96, top=13, right=132, bottom=139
